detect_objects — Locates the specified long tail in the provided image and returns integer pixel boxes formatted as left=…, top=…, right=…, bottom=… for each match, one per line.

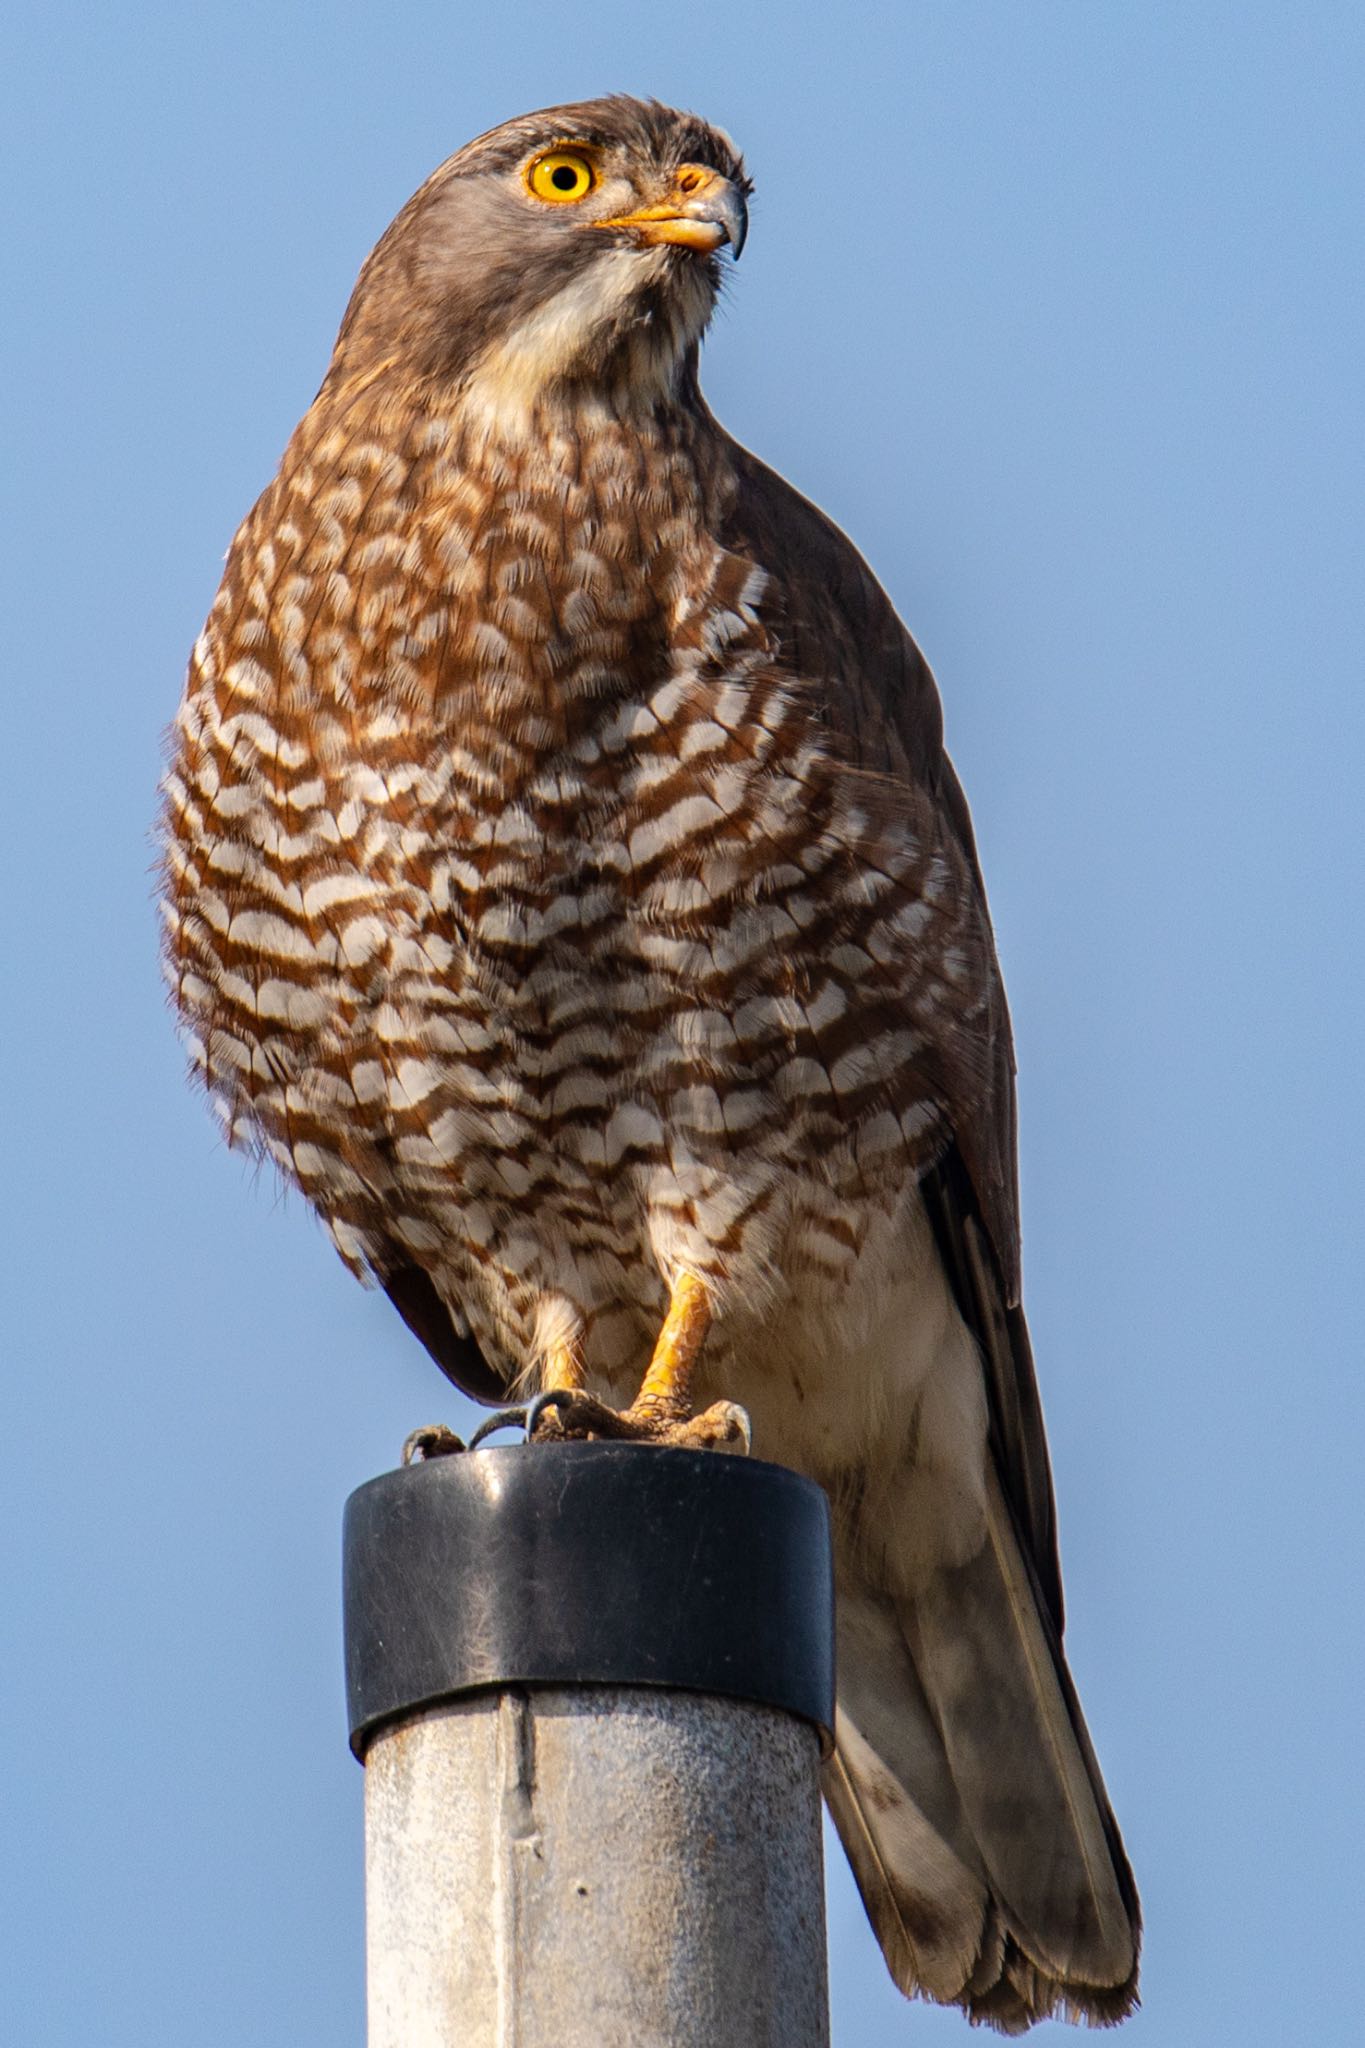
left=823, top=1464, right=1140, bottom=2032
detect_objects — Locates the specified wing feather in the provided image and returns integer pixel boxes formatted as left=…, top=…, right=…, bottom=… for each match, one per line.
left=717, top=431, right=1057, bottom=1585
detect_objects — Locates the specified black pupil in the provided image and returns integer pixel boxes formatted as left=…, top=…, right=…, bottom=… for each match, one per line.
left=551, top=163, right=580, bottom=191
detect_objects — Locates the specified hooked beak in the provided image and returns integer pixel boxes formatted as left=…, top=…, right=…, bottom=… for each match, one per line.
left=594, top=165, right=749, bottom=260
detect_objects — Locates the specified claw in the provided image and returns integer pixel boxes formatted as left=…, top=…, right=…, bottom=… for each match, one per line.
left=524, top=1387, right=581, bottom=1438
left=402, top=1423, right=466, bottom=1463
left=523, top=1387, right=752, bottom=1453
left=685, top=1400, right=752, bottom=1455
left=467, top=1404, right=532, bottom=1450
left=527, top=1389, right=640, bottom=1441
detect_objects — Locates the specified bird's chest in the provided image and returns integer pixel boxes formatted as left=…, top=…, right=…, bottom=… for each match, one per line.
left=310, top=627, right=828, bottom=1162
left=164, top=413, right=940, bottom=1353
left=172, top=431, right=803, bottom=1139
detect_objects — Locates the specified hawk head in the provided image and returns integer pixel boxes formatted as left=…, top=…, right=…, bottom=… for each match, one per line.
left=329, top=96, right=750, bottom=416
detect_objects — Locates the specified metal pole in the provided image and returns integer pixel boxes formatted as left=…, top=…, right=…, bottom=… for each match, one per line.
left=343, top=1441, right=834, bottom=2048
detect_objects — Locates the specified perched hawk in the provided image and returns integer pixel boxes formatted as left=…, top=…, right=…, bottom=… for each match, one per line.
left=161, top=97, right=1139, bottom=2029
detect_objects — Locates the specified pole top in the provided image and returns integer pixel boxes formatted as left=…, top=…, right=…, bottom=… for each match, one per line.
left=343, top=1442, right=834, bottom=1759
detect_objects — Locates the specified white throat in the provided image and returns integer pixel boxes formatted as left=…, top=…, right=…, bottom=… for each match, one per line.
left=458, top=245, right=713, bottom=437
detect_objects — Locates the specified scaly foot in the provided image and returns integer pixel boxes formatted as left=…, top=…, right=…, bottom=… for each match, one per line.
left=529, top=1386, right=751, bottom=1453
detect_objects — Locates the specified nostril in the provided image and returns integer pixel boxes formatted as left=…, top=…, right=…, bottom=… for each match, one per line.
left=677, top=167, right=704, bottom=194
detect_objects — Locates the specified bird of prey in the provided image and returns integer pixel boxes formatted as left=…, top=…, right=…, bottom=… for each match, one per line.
left=160, top=96, right=1139, bottom=2029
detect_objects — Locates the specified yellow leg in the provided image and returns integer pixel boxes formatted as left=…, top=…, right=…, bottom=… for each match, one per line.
left=629, top=1272, right=712, bottom=1424
left=530, top=1271, right=749, bottom=1452
left=543, top=1338, right=586, bottom=1395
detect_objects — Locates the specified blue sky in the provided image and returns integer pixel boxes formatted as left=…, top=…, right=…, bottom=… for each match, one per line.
left=4, top=4, right=1362, bottom=2041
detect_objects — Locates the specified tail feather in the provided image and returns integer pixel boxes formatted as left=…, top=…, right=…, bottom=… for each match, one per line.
left=824, top=1593, right=990, bottom=2005
left=827, top=1475, right=1140, bottom=2031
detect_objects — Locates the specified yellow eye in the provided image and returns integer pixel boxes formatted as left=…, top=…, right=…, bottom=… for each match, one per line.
left=527, top=148, right=596, bottom=205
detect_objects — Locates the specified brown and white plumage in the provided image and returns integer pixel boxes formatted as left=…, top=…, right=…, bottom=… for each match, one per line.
left=160, top=96, right=1139, bottom=2027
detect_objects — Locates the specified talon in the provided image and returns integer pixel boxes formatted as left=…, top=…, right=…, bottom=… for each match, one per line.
left=467, top=1404, right=530, bottom=1450
left=402, top=1424, right=466, bottom=1463
left=529, top=1390, right=629, bottom=1441
left=689, top=1400, right=752, bottom=1455
left=525, top=1387, right=581, bottom=1439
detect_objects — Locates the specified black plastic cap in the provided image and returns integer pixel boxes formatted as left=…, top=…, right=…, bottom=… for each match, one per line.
left=343, top=1442, right=835, bottom=1760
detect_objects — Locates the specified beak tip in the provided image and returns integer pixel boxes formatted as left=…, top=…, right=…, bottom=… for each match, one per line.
left=724, top=196, right=749, bottom=262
